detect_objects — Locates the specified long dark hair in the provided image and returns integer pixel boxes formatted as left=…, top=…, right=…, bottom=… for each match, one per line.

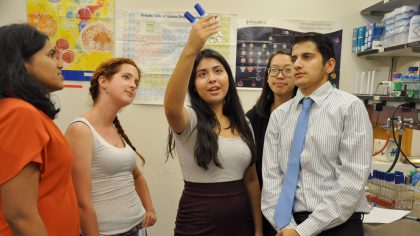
left=89, top=58, right=145, bottom=164
left=0, top=23, right=59, bottom=119
left=255, top=50, right=298, bottom=118
left=167, top=49, right=256, bottom=169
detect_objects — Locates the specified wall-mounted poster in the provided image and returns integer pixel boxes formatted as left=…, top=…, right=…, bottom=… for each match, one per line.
left=236, top=19, right=342, bottom=89
left=28, top=0, right=114, bottom=81
left=115, top=9, right=237, bottom=105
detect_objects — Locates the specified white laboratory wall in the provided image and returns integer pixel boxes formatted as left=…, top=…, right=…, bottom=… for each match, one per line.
left=0, top=0, right=414, bottom=235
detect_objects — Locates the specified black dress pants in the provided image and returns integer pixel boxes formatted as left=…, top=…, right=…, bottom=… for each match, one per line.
left=293, top=212, right=364, bottom=236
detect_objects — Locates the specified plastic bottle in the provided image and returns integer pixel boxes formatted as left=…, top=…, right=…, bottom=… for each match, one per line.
left=386, top=173, right=396, bottom=200
left=408, top=67, right=418, bottom=77
left=411, top=168, right=420, bottom=188
left=400, top=75, right=409, bottom=97
left=394, top=173, right=405, bottom=209
left=394, top=5, right=418, bottom=45
left=415, top=75, right=420, bottom=98
left=381, top=11, right=395, bottom=47
left=407, top=67, right=419, bottom=98
left=391, top=73, right=402, bottom=97
left=408, top=14, right=420, bottom=43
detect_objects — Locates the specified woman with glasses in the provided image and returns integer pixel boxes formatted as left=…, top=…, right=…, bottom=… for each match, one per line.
left=246, top=50, right=297, bottom=236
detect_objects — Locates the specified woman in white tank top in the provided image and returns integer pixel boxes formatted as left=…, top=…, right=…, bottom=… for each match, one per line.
left=65, top=58, right=157, bottom=236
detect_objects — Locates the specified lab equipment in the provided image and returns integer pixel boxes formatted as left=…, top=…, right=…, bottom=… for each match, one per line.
left=366, top=170, right=415, bottom=210
left=183, top=3, right=223, bottom=43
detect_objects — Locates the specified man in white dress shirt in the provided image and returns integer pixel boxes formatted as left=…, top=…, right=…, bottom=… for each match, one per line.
left=261, top=32, right=372, bottom=236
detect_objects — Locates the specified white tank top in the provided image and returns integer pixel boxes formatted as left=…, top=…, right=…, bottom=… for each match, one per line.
left=71, top=118, right=145, bottom=235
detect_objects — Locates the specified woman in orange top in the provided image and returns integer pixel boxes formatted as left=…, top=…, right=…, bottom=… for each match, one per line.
left=0, top=23, right=80, bottom=235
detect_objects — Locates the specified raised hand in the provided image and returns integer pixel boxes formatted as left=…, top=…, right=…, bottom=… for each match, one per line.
left=186, top=15, right=220, bottom=53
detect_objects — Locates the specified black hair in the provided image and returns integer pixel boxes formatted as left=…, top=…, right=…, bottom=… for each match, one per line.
left=291, top=32, right=335, bottom=64
left=167, top=49, right=256, bottom=169
left=0, top=23, right=59, bottom=119
left=255, top=50, right=298, bottom=118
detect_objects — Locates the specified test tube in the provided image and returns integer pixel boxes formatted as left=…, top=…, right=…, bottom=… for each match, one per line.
left=184, top=11, right=196, bottom=23
left=360, top=71, right=365, bottom=94
left=370, top=70, right=376, bottom=94
left=194, top=3, right=206, bottom=16
left=193, top=3, right=223, bottom=42
left=395, top=173, right=404, bottom=209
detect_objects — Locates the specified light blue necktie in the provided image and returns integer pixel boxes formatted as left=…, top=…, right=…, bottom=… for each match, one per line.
left=274, top=97, right=314, bottom=229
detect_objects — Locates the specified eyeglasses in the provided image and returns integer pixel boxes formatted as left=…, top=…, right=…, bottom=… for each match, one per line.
left=267, top=67, right=292, bottom=77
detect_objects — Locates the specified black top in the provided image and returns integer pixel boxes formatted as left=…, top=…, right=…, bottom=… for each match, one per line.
left=246, top=106, right=270, bottom=189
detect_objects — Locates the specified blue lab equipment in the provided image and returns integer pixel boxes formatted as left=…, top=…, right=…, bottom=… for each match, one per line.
left=184, top=11, right=196, bottom=23
left=194, top=3, right=206, bottom=16
left=183, top=3, right=223, bottom=42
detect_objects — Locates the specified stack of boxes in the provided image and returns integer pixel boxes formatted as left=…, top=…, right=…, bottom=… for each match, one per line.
left=352, top=4, right=419, bottom=53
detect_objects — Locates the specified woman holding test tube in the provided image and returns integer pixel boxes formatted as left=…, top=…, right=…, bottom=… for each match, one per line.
left=164, top=14, right=263, bottom=236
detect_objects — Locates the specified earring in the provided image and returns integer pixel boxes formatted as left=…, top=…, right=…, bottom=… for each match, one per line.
left=105, top=87, right=108, bottom=94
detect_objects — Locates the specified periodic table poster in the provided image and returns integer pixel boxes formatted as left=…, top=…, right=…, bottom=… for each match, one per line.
left=115, top=9, right=237, bottom=105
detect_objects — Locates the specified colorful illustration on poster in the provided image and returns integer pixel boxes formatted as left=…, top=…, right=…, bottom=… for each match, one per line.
left=27, top=0, right=114, bottom=81
left=236, top=19, right=342, bottom=89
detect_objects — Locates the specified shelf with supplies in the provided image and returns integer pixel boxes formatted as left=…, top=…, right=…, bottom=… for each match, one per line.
left=357, top=0, right=420, bottom=58
left=355, top=1, right=420, bottom=82
left=354, top=94, right=420, bottom=109
left=355, top=94, right=420, bottom=106
left=361, top=0, right=420, bottom=16
left=357, top=40, right=420, bottom=58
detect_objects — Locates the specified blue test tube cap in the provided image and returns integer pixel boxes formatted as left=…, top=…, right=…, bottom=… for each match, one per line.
left=395, top=171, right=403, bottom=176
left=184, top=11, right=196, bottom=23
left=194, top=3, right=206, bottom=16
left=379, top=171, right=384, bottom=180
left=389, top=173, right=395, bottom=182
left=395, top=174, right=404, bottom=184
left=385, top=173, right=390, bottom=182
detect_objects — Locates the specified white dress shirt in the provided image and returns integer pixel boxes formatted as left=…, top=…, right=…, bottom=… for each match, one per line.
left=261, top=82, right=372, bottom=236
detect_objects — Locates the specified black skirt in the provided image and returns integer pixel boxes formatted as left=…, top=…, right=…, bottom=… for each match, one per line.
left=174, top=179, right=254, bottom=236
